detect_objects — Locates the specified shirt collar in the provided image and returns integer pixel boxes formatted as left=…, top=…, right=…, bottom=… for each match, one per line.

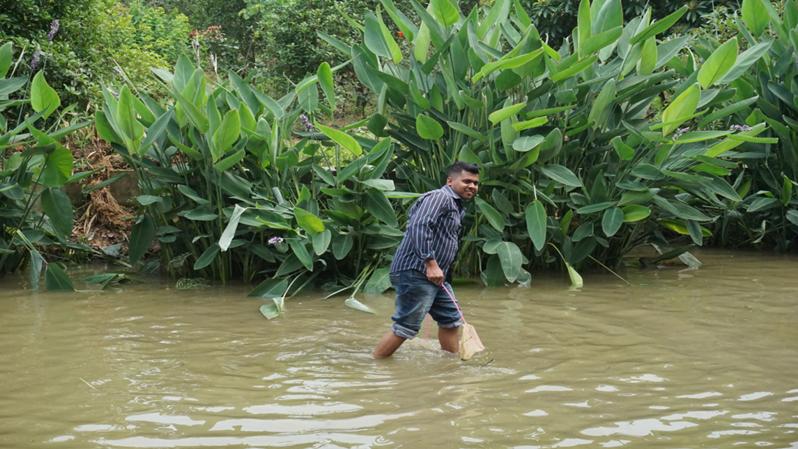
left=441, top=184, right=463, bottom=201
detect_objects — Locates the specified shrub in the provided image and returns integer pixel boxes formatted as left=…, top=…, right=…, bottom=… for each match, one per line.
left=331, top=0, right=767, bottom=285
left=692, top=0, right=798, bottom=250
left=0, top=42, right=88, bottom=289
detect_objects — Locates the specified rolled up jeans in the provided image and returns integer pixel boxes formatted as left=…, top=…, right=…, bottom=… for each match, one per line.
left=389, top=269, right=463, bottom=339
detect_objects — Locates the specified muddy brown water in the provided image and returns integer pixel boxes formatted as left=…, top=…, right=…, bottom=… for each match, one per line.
left=0, top=250, right=797, bottom=448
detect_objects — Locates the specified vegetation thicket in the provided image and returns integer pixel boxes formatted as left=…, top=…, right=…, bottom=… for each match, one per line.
left=1, top=0, right=796, bottom=305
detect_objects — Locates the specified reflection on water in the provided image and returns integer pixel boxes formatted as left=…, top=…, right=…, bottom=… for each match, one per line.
left=1, top=250, right=797, bottom=448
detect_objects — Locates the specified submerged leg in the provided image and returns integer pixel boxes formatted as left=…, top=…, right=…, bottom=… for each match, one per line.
left=372, top=331, right=406, bottom=359
left=438, top=326, right=459, bottom=353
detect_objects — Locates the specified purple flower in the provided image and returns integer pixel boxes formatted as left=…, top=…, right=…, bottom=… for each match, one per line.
left=268, top=236, right=284, bottom=246
left=299, top=114, right=314, bottom=132
left=30, top=50, right=42, bottom=72
left=47, top=19, right=60, bottom=41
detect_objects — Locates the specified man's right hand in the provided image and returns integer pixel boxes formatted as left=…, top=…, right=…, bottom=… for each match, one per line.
left=425, top=259, right=444, bottom=286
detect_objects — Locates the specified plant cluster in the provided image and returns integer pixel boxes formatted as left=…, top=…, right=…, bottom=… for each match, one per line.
left=0, top=42, right=88, bottom=290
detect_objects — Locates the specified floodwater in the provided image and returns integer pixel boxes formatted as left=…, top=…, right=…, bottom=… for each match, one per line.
left=0, top=250, right=797, bottom=449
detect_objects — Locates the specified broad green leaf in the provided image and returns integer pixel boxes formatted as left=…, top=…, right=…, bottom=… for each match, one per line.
left=476, top=197, right=505, bottom=231
left=661, top=83, right=700, bottom=136
left=497, top=241, right=523, bottom=283
left=177, top=185, right=209, bottom=204
left=622, top=204, right=651, bottom=222
left=41, top=189, right=73, bottom=239
left=782, top=175, right=794, bottom=206
left=513, top=117, right=548, bottom=132
left=381, top=0, right=418, bottom=41
left=786, top=209, right=798, bottom=227
left=140, top=109, right=172, bottom=152
left=551, top=55, right=598, bottom=82
left=30, top=71, right=60, bottom=118
left=416, top=114, right=444, bottom=140
left=472, top=48, right=544, bottom=82
left=220, top=205, right=248, bottom=251
left=705, top=122, right=766, bottom=157
left=316, top=123, right=363, bottom=155
left=525, top=200, right=547, bottom=251
left=489, top=102, right=526, bottom=125
left=249, top=278, right=289, bottom=298
left=413, top=22, right=432, bottom=63
left=698, top=38, right=738, bottom=88
left=194, top=244, right=220, bottom=270
left=361, top=179, right=396, bottom=191
left=588, top=79, right=616, bottom=128
left=0, top=77, right=27, bottom=97
left=718, top=41, right=772, bottom=85
left=673, top=130, right=732, bottom=144
left=345, top=296, right=376, bottom=314
left=611, top=136, right=634, bottom=160
left=0, top=42, right=11, bottom=78
left=512, top=135, right=545, bottom=152
left=288, top=239, right=313, bottom=271
left=129, top=215, right=156, bottom=264
left=566, top=262, right=584, bottom=288
left=259, top=301, right=281, bottom=320
left=638, top=37, right=657, bottom=75
left=40, top=146, right=73, bottom=187
left=448, top=121, right=482, bottom=139
left=317, top=62, right=336, bottom=109
left=742, top=0, right=770, bottom=36
left=116, top=85, right=145, bottom=154
left=581, top=26, right=623, bottom=56
left=45, top=263, right=74, bottom=292
left=577, top=201, right=616, bottom=214
left=601, top=207, right=624, bottom=237
left=577, top=0, right=592, bottom=58
left=686, top=220, right=703, bottom=245
left=213, top=149, right=246, bottom=172
left=365, top=190, right=397, bottom=226
left=364, top=12, right=402, bottom=63
left=312, top=229, right=332, bottom=255
left=294, top=207, right=326, bottom=234
left=363, top=266, right=392, bottom=294
left=540, top=165, right=583, bottom=187
left=332, top=234, right=354, bottom=260
left=212, top=109, right=241, bottom=161
left=630, top=6, right=687, bottom=44
left=431, top=0, right=460, bottom=26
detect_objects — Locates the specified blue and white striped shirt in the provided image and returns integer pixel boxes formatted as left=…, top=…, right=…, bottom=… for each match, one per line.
left=390, top=185, right=466, bottom=276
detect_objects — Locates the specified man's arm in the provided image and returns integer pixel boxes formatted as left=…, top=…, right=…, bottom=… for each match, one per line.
left=407, top=192, right=447, bottom=285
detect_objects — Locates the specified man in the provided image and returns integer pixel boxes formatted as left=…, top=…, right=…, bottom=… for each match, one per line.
left=372, top=161, right=480, bottom=358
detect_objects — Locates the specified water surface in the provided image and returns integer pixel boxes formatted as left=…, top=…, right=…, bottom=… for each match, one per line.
left=1, top=250, right=797, bottom=448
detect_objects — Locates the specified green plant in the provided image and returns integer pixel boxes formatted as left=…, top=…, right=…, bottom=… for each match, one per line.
left=0, top=42, right=89, bottom=290
left=328, top=0, right=766, bottom=286
left=693, top=0, right=798, bottom=250
left=95, top=55, right=412, bottom=312
left=0, top=0, right=191, bottom=109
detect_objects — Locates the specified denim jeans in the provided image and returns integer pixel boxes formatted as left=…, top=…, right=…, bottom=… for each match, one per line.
left=389, top=269, right=463, bottom=339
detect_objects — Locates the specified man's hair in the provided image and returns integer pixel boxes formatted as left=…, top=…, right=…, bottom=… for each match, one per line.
left=447, top=161, right=479, bottom=178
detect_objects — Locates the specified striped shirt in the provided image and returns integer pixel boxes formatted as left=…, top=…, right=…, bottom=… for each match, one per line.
left=390, top=185, right=466, bottom=276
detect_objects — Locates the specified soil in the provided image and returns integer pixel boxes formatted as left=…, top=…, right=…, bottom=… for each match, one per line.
left=67, top=135, right=134, bottom=254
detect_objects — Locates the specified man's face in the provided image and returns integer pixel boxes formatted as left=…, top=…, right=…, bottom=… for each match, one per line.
left=447, top=170, right=479, bottom=200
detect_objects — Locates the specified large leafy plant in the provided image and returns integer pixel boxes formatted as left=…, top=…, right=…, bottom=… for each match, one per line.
left=328, top=0, right=766, bottom=286
left=689, top=0, right=798, bottom=250
left=0, top=42, right=87, bottom=290
left=96, top=55, right=411, bottom=313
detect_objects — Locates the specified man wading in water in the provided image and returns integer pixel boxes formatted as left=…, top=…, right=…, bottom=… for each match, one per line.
left=372, top=162, right=480, bottom=358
